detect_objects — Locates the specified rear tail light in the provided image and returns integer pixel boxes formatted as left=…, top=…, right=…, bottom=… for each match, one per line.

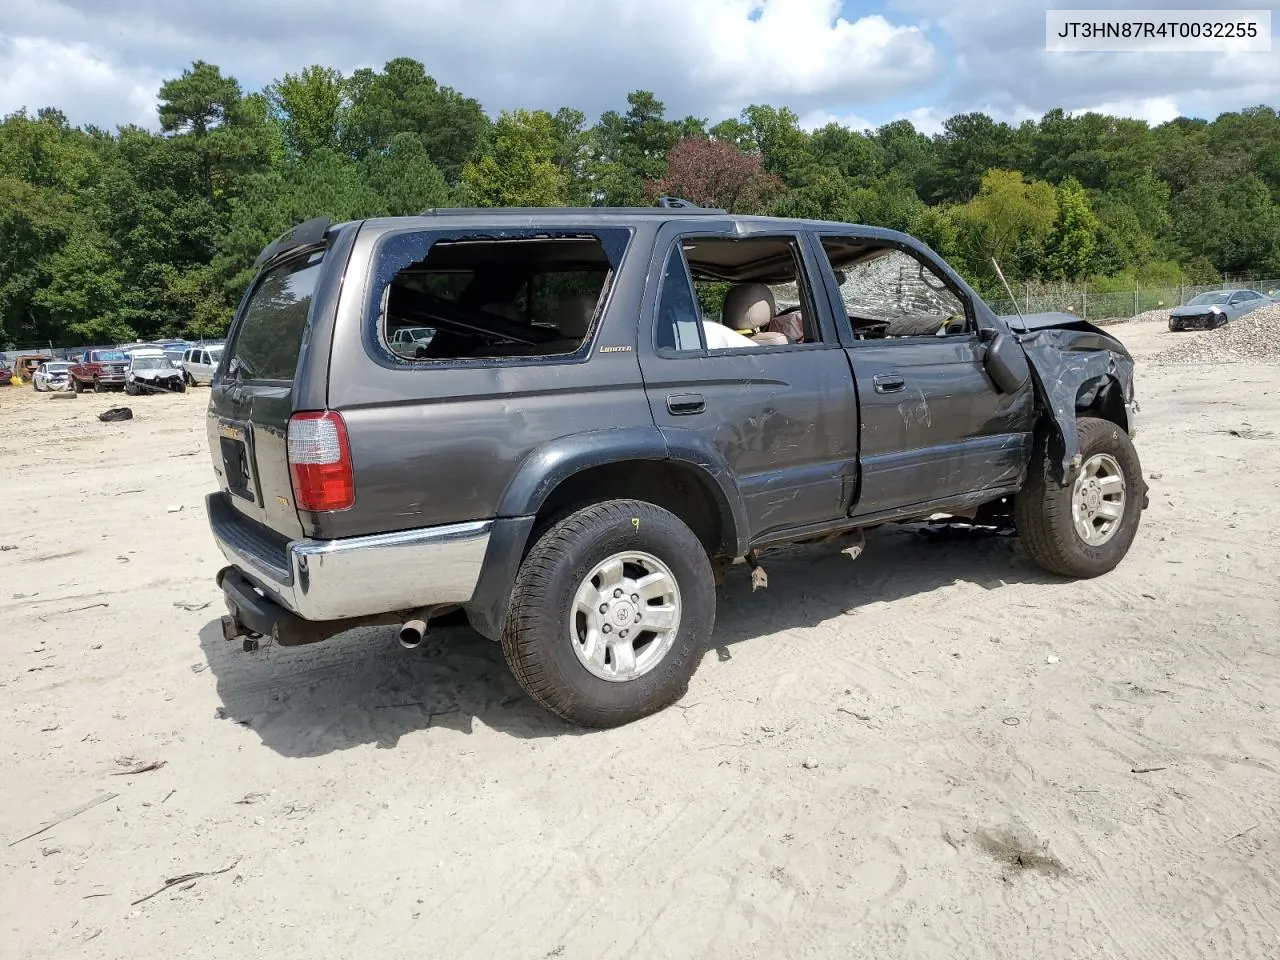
left=287, top=411, right=355, bottom=512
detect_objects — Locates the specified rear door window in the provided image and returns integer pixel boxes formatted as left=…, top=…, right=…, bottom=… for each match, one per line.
left=225, top=251, right=324, bottom=382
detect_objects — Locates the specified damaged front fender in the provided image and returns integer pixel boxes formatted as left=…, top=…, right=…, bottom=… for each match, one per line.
left=1014, top=313, right=1137, bottom=485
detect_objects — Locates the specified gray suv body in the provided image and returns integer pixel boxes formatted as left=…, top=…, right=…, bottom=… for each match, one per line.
left=206, top=204, right=1147, bottom=727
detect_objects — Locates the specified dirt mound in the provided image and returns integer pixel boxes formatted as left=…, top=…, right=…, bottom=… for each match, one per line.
left=1151, top=304, right=1280, bottom=364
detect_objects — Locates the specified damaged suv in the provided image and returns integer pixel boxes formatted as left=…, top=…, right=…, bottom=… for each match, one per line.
left=205, top=203, right=1146, bottom=728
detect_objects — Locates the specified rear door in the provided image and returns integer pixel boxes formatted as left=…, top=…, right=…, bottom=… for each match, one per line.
left=637, top=222, right=858, bottom=541
left=208, top=248, right=326, bottom=539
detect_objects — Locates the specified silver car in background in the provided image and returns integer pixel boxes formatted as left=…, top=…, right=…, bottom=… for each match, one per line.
left=32, top=361, right=73, bottom=391
left=1168, top=289, right=1276, bottom=331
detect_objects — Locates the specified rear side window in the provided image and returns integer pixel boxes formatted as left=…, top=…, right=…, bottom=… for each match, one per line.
left=226, top=251, right=324, bottom=382
left=371, top=229, right=630, bottom=363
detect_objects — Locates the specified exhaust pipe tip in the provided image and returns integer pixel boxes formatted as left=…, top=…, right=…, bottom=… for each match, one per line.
left=398, top=619, right=427, bottom=649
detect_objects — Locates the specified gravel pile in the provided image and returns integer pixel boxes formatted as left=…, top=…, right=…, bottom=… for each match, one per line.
left=1096, top=308, right=1170, bottom=328
left=1151, top=304, right=1280, bottom=364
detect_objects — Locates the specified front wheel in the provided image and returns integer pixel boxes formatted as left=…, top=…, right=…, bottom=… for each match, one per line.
left=1015, top=417, right=1144, bottom=578
left=501, top=499, right=716, bottom=728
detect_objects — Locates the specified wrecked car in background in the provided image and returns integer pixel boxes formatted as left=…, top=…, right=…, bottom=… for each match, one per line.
left=204, top=203, right=1148, bottom=729
left=124, top=352, right=187, bottom=395
left=32, top=361, right=73, bottom=392
left=1168, top=289, right=1276, bottom=330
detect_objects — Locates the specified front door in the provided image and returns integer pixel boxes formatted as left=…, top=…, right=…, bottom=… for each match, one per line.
left=811, top=235, right=1034, bottom=517
left=637, top=225, right=859, bottom=541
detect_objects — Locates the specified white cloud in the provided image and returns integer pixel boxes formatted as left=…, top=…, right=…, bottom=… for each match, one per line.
left=0, top=0, right=939, bottom=129
left=0, top=36, right=162, bottom=128
left=1075, top=97, right=1181, bottom=127
left=797, top=109, right=877, bottom=132
left=891, top=0, right=1275, bottom=125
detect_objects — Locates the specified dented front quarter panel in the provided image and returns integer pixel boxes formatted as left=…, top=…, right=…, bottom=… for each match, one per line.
left=1014, top=313, right=1137, bottom=484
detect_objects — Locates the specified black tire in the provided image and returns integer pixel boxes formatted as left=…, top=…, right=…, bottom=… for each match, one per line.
left=125, top=382, right=138, bottom=396
left=72, top=376, right=81, bottom=394
left=184, top=371, right=194, bottom=386
left=91, top=377, right=100, bottom=393
left=501, top=499, right=716, bottom=728
left=1015, top=417, right=1144, bottom=578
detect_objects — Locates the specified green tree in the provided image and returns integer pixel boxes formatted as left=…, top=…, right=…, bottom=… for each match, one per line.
left=342, top=58, right=487, bottom=182
left=952, top=169, right=1056, bottom=285
left=462, top=110, right=568, bottom=207
left=1045, top=177, right=1100, bottom=280
left=268, top=65, right=346, bottom=157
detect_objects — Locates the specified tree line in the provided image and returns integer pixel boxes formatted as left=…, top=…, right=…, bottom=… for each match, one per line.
left=2, top=57, right=1278, bottom=348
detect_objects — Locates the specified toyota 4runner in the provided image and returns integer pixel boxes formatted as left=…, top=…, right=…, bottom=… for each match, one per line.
left=205, top=202, right=1146, bottom=728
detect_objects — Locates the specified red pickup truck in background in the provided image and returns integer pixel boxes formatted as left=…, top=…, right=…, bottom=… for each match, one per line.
left=69, top=349, right=130, bottom=392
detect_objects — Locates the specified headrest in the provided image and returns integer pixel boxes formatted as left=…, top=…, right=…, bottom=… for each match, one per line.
left=722, top=283, right=776, bottom=331
left=557, top=294, right=597, bottom=338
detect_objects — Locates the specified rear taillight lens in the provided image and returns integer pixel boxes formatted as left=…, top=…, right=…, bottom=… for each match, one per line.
left=287, top=411, right=354, bottom=512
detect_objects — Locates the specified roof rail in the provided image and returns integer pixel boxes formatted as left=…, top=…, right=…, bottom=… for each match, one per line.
left=418, top=198, right=727, bottom=216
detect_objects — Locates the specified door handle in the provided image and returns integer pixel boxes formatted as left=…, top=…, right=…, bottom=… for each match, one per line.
left=873, top=374, right=906, bottom=394
left=666, top=393, right=705, bottom=415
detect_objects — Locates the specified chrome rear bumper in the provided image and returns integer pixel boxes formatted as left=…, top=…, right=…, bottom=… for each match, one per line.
left=206, top=493, right=492, bottom=622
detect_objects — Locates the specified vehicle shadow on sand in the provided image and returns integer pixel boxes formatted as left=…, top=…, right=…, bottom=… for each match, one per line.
left=198, top=525, right=1062, bottom=758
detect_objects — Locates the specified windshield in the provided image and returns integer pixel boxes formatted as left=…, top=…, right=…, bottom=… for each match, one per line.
left=94, top=351, right=129, bottom=362
left=133, top=357, right=175, bottom=370
left=47, top=363, right=71, bottom=372
left=1187, top=292, right=1230, bottom=306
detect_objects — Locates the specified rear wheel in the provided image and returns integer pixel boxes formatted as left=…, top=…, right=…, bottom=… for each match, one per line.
left=1015, top=417, right=1144, bottom=578
left=501, top=499, right=716, bottom=728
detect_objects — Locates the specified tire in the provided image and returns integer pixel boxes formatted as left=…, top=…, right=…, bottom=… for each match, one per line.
left=91, top=377, right=100, bottom=393
left=501, top=499, right=716, bottom=728
left=125, top=382, right=138, bottom=396
left=72, top=376, right=81, bottom=394
left=1015, top=417, right=1144, bottom=578
left=184, top=371, right=194, bottom=386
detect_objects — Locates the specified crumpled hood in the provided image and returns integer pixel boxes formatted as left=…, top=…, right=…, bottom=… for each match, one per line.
left=1169, top=303, right=1222, bottom=317
left=133, top=368, right=182, bottom=381
left=1011, top=311, right=1114, bottom=335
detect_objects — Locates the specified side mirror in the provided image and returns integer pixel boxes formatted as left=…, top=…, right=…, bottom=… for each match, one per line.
left=983, top=331, right=1031, bottom=394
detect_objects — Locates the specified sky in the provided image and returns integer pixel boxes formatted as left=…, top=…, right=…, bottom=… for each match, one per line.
left=0, top=0, right=1275, bottom=135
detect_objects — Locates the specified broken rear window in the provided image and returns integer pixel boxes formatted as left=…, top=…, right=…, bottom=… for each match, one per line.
left=374, top=230, right=629, bottom=362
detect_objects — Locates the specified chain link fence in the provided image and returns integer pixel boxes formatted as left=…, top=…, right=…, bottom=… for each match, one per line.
left=988, top=278, right=1280, bottom=322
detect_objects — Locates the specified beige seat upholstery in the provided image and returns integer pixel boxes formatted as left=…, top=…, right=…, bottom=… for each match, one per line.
left=722, top=283, right=791, bottom=346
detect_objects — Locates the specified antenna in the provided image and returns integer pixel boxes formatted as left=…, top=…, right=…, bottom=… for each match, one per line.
left=991, top=258, right=1027, bottom=333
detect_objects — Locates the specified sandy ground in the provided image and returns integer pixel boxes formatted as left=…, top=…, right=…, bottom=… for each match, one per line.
left=2, top=317, right=1278, bottom=960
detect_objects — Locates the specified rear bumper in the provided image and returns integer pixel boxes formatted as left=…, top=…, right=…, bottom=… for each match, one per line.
left=206, top=492, right=492, bottom=623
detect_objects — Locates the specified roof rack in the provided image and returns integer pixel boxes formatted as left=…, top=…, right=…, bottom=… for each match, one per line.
left=418, top=197, right=726, bottom=216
